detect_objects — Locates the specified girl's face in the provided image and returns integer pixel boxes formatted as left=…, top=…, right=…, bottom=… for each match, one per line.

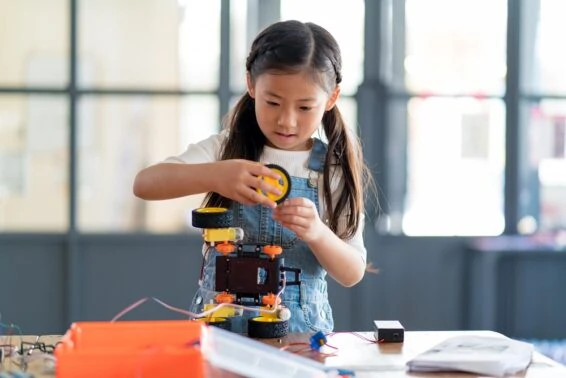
left=247, top=70, right=340, bottom=151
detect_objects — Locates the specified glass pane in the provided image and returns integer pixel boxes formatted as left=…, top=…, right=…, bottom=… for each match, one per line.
left=525, top=0, right=566, bottom=94
left=0, top=0, right=69, bottom=86
left=527, top=100, right=566, bottom=231
left=313, top=97, right=358, bottom=144
left=0, top=96, right=68, bottom=231
left=404, top=0, right=507, bottom=95
left=230, top=0, right=249, bottom=92
left=78, top=95, right=219, bottom=233
left=403, top=97, right=506, bottom=236
left=337, top=97, right=358, bottom=134
left=79, top=0, right=220, bottom=90
left=281, top=0, right=364, bottom=95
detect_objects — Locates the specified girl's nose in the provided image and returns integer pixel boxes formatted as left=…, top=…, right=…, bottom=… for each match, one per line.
left=277, top=109, right=297, bottom=128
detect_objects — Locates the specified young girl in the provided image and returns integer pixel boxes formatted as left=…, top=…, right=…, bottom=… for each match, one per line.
left=133, top=20, right=373, bottom=333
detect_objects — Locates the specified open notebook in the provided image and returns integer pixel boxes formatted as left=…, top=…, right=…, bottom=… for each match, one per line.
left=406, top=335, right=534, bottom=377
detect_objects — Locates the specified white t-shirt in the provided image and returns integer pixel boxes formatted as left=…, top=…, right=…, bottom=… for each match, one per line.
left=163, top=131, right=367, bottom=262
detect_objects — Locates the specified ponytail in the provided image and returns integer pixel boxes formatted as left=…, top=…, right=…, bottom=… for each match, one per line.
left=322, top=106, right=367, bottom=239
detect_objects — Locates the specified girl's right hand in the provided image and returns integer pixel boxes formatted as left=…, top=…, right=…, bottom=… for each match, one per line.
left=212, top=160, right=282, bottom=208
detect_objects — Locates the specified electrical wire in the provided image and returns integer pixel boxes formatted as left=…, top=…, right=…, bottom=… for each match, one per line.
left=111, top=279, right=287, bottom=322
left=0, top=322, right=23, bottom=364
left=348, top=332, right=379, bottom=343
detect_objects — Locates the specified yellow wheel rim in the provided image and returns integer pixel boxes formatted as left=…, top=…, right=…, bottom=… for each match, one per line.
left=257, top=165, right=290, bottom=203
left=252, top=316, right=281, bottom=323
left=195, top=207, right=227, bottom=213
left=197, top=317, right=227, bottom=324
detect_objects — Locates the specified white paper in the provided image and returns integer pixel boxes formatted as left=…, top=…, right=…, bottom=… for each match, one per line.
left=406, top=335, right=534, bottom=377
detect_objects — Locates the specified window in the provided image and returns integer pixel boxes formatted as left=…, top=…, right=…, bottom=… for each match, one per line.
left=524, top=0, right=566, bottom=95
left=4, top=1, right=557, bottom=237
left=520, top=0, right=566, bottom=232
left=0, top=0, right=69, bottom=87
left=404, top=0, right=507, bottom=95
left=384, top=0, right=508, bottom=236
left=74, top=0, right=221, bottom=232
left=525, top=100, right=566, bottom=232
left=78, top=0, right=221, bottom=90
left=77, top=95, right=218, bottom=232
left=0, top=96, right=69, bottom=231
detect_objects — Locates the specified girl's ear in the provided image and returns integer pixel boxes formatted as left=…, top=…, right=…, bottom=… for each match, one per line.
left=246, top=73, right=255, bottom=98
left=325, top=86, right=341, bottom=111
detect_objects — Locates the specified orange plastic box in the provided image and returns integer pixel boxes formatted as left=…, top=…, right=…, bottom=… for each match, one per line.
left=54, top=320, right=204, bottom=378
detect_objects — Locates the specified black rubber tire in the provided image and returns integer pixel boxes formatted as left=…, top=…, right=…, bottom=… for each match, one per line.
left=199, top=317, right=232, bottom=331
left=247, top=317, right=289, bottom=339
left=192, top=208, right=233, bottom=228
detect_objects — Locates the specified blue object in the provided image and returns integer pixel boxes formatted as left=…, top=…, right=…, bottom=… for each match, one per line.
left=310, top=331, right=327, bottom=351
left=335, top=368, right=356, bottom=377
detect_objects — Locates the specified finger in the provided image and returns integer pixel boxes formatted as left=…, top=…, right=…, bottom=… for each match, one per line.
left=278, top=220, right=311, bottom=237
left=278, top=197, right=311, bottom=207
left=248, top=187, right=277, bottom=209
left=276, top=203, right=315, bottom=219
left=275, top=200, right=308, bottom=213
left=251, top=164, right=284, bottom=195
left=255, top=176, right=283, bottom=197
left=233, top=185, right=267, bottom=207
left=275, top=214, right=311, bottom=228
left=253, top=163, right=282, bottom=180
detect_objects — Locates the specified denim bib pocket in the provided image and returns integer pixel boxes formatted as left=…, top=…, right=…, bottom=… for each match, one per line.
left=300, top=300, right=334, bottom=334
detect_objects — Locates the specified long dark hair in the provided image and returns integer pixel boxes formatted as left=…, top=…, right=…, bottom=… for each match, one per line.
left=204, top=20, right=374, bottom=239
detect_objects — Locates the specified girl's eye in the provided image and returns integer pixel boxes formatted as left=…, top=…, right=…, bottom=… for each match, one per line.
left=300, top=106, right=313, bottom=111
left=266, top=101, right=279, bottom=106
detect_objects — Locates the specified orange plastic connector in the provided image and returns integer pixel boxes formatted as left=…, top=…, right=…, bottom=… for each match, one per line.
left=261, top=293, right=281, bottom=306
left=54, top=320, right=204, bottom=378
left=215, top=292, right=235, bottom=304
left=216, top=242, right=235, bottom=254
left=263, top=245, right=283, bottom=258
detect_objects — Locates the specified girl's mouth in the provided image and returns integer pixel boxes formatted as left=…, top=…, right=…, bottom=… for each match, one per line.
left=276, top=132, right=294, bottom=138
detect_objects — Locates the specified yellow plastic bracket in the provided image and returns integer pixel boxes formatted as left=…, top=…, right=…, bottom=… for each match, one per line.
left=203, top=303, right=236, bottom=318
left=202, top=227, right=244, bottom=243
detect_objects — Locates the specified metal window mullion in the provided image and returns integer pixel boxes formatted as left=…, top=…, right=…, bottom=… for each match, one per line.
left=358, top=0, right=386, bottom=222
left=503, top=0, right=524, bottom=234
left=246, top=0, right=280, bottom=50
left=219, top=0, right=231, bottom=120
left=521, top=0, right=542, bottom=229
left=65, top=0, right=80, bottom=327
left=257, top=0, right=280, bottom=31
left=352, top=0, right=386, bottom=330
left=386, top=0, right=407, bottom=235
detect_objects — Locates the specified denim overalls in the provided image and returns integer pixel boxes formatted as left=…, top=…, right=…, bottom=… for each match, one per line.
left=190, top=139, right=334, bottom=334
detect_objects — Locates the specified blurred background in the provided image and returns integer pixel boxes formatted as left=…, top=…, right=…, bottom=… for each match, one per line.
left=1, top=0, right=565, bottom=363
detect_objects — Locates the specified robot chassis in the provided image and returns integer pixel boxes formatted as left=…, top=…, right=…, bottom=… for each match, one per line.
left=191, top=164, right=300, bottom=339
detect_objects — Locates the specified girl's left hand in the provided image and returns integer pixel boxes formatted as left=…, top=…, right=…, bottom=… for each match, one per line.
left=272, top=197, right=326, bottom=244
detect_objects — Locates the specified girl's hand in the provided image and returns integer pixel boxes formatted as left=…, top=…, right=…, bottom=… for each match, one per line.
left=272, top=197, right=326, bottom=243
left=212, top=159, right=282, bottom=208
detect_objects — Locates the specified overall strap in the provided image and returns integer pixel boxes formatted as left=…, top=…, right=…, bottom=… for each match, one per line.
left=307, top=138, right=327, bottom=173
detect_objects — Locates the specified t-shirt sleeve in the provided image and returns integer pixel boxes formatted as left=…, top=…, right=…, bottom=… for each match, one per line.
left=335, top=210, right=367, bottom=263
left=347, top=212, right=367, bottom=263
left=162, top=131, right=225, bottom=164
